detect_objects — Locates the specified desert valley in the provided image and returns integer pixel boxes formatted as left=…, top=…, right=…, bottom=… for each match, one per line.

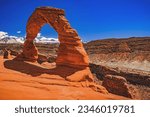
left=0, top=36, right=150, bottom=99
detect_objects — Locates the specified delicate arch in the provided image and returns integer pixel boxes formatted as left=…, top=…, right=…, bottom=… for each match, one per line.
left=19, top=7, right=89, bottom=68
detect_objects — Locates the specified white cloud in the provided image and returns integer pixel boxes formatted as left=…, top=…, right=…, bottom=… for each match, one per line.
left=17, top=31, right=21, bottom=34
left=37, top=33, right=41, bottom=37
left=0, top=31, right=8, bottom=38
left=35, top=32, right=58, bottom=43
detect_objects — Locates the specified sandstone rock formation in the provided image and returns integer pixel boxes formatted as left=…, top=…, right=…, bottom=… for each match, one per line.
left=1, top=56, right=129, bottom=99
left=15, top=7, right=95, bottom=83
left=118, top=42, right=131, bottom=52
left=37, top=54, right=48, bottom=64
left=90, top=63, right=150, bottom=86
left=9, top=49, right=19, bottom=56
left=47, top=55, right=57, bottom=63
left=85, top=37, right=150, bottom=54
left=3, top=49, right=11, bottom=59
left=16, top=7, right=89, bottom=66
left=84, top=37, right=150, bottom=64
left=102, top=75, right=134, bottom=98
left=15, top=40, right=38, bottom=62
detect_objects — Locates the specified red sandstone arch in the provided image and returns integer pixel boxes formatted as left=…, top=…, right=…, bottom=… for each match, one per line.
left=15, top=7, right=94, bottom=82
left=21, top=7, right=89, bottom=67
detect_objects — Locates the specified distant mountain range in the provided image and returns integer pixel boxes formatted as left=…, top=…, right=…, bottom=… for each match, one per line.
left=35, top=36, right=59, bottom=44
left=0, top=31, right=59, bottom=44
left=0, top=36, right=24, bottom=44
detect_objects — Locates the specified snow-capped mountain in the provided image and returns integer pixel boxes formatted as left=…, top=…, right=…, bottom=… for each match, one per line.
left=0, top=36, right=24, bottom=44
left=0, top=31, right=24, bottom=44
left=0, top=31, right=59, bottom=44
left=35, top=37, right=59, bottom=43
left=35, top=33, right=59, bottom=43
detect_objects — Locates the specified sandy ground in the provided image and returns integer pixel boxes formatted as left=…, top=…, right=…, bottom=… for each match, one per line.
left=0, top=56, right=127, bottom=100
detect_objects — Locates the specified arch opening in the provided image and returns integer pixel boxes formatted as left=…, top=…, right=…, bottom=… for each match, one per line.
left=35, top=24, right=59, bottom=64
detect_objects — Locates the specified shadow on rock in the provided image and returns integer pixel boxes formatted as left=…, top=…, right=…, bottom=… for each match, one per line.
left=3, top=60, right=86, bottom=79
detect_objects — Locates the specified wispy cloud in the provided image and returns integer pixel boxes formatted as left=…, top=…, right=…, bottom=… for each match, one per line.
left=17, top=31, right=21, bottom=34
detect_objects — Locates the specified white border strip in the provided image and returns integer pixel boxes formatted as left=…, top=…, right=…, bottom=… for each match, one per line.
left=0, top=100, right=149, bottom=117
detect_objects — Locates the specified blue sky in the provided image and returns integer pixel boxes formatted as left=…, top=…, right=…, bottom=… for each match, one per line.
left=0, top=0, right=150, bottom=41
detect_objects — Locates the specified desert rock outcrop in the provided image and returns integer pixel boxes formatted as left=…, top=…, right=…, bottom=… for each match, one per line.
left=3, top=49, right=11, bottom=59
left=16, top=7, right=89, bottom=67
left=37, top=54, right=48, bottom=64
left=90, top=63, right=150, bottom=86
left=9, top=49, right=19, bottom=56
left=15, top=7, right=95, bottom=83
left=47, top=55, right=57, bottom=63
left=102, top=75, right=134, bottom=98
left=118, top=42, right=131, bottom=52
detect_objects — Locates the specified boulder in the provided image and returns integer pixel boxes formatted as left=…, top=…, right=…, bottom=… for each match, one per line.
left=102, top=75, right=133, bottom=98
left=90, top=63, right=150, bottom=86
left=47, top=55, right=57, bottom=63
left=9, top=49, right=19, bottom=56
left=37, top=54, right=48, bottom=64
left=3, top=49, right=11, bottom=59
